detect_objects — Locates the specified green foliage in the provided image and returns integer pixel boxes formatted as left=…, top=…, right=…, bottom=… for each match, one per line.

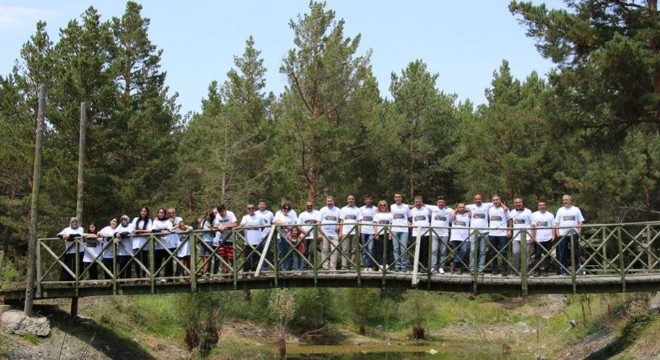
left=289, top=288, right=338, bottom=333
left=342, top=288, right=380, bottom=331
left=0, top=258, right=21, bottom=290
left=22, top=333, right=39, bottom=345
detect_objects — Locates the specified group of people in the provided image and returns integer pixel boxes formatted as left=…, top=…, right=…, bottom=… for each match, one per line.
left=54, top=192, right=584, bottom=281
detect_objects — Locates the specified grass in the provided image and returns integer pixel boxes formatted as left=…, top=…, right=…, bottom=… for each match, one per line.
left=23, top=333, right=40, bottom=345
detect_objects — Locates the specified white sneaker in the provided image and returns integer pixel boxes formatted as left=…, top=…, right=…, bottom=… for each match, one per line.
left=439, top=268, right=445, bottom=274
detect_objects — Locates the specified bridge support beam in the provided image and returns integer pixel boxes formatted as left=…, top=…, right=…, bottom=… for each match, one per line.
left=70, top=297, right=78, bottom=318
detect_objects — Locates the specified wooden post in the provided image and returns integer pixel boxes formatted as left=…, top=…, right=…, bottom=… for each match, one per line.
left=76, top=102, right=86, bottom=222
left=71, top=101, right=87, bottom=318
left=24, top=85, right=46, bottom=317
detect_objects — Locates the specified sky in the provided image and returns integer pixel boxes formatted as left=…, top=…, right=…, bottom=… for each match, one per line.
left=0, top=0, right=566, bottom=116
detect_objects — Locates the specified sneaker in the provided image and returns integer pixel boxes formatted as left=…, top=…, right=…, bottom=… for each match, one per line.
left=502, top=272, right=509, bottom=277
left=439, top=268, right=445, bottom=274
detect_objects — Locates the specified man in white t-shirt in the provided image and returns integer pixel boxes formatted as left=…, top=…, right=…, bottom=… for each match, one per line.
left=465, top=193, right=494, bottom=273
left=410, top=196, right=431, bottom=271
left=256, top=199, right=275, bottom=272
left=426, top=196, right=453, bottom=274
left=531, top=201, right=555, bottom=276
left=318, top=196, right=343, bottom=271
left=340, top=194, right=360, bottom=270
left=213, top=204, right=238, bottom=274
left=297, top=200, right=319, bottom=268
left=240, top=203, right=266, bottom=274
left=488, top=194, right=510, bottom=276
left=449, top=203, right=471, bottom=274
left=358, top=195, right=377, bottom=271
left=554, top=194, right=584, bottom=275
left=390, top=193, right=412, bottom=272
left=273, top=202, right=298, bottom=271
left=509, top=197, right=533, bottom=275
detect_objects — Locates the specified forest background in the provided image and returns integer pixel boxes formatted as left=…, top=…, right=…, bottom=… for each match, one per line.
left=0, top=0, right=658, bottom=270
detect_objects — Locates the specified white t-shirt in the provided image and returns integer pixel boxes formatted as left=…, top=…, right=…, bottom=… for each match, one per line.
left=450, top=211, right=470, bottom=242
left=488, top=206, right=509, bottom=237
left=257, top=209, right=274, bottom=238
left=340, top=205, right=360, bottom=236
left=297, top=209, right=319, bottom=239
left=318, top=206, right=343, bottom=237
left=532, top=210, right=555, bottom=242
left=114, top=222, right=134, bottom=256
left=58, top=226, right=84, bottom=254
left=410, top=206, right=430, bottom=237
left=510, top=208, right=533, bottom=242
left=152, top=218, right=174, bottom=250
left=98, top=225, right=116, bottom=259
left=427, top=205, right=453, bottom=237
left=131, top=217, right=153, bottom=250
left=373, top=212, right=393, bottom=235
left=358, top=205, right=377, bottom=235
left=241, top=213, right=266, bottom=245
left=466, top=202, right=492, bottom=232
left=176, top=225, right=193, bottom=257
left=82, top=233, right=102, bottom=263
left=214, top=211, right=238, bottom=246
left=390, top=203, right=411, bottom=232
left=555, top=206, right=584, bottom=236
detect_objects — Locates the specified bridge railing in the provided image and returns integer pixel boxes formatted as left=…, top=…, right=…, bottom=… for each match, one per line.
left=34, top=221, right=660, bottom=295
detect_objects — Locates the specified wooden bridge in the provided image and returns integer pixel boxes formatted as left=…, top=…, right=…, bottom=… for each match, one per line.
left=2, top=222, right=659, bottom=305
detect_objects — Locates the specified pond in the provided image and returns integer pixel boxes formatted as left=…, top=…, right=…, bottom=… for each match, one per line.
left=228, top=342, right=536, bottom=359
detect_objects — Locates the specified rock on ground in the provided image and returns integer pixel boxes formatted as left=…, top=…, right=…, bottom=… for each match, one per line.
left=1, top=310, right=51, bottom=337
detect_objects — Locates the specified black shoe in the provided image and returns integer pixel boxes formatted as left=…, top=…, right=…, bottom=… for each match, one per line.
left=492, top=270, right=499, bottom=276
left=502, top=272, right=509, bottom=277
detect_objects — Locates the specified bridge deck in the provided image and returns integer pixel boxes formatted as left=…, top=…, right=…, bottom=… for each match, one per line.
left=3, top=271, right=659, bottom=302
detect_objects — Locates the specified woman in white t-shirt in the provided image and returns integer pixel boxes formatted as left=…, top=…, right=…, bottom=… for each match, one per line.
left=99, top=217, right=117, bottom=280
left=373, top=200, right=394, bottom=271
left=82, top=222, right=102, bottom=281
left=132, top=207, right=153, bottom=279
left=152, top=208, right=174, bottom=280
left=57, top=217, right=84, bottom=281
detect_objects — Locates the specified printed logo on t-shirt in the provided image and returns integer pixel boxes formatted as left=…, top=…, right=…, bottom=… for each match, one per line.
left=536, top=221, right=549, bottom=227
left=563, top=215, right=576, bottom=221
left=304, top=219, right=316, bottom=224
left=473, top=213, right=486, bottom=219
left=393, top=213, right=405, bottom=219
left=325, top=215, right=337, bottom=221
left=454, top=221, right=466, bottom=226
left=434, top=215, right=447, bottom=221
left=378, top=220, right=391, bottom=225
left=490, top=215, right=503, bottom=221
left=362, top=216, right=373, bottom=222
left=345, top=214, right=357, bottom=220
left=414, top=215, right=426, bottom=221
left=513, top=219, right=526, bottom=224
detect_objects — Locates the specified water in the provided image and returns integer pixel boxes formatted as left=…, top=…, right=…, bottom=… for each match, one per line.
left=228, top=342, right=523, bottom=359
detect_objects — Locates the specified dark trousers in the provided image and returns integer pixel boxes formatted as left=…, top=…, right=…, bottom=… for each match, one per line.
left=243, top=243, right=261, bottom=273
left=60, top=253, right=83, bottom=281
left=154, top=249, right=174, bottom=278
left=534, top=241, right=553, bottom=272
left=374, top=236, right=394, bottom=269
left=417, top=235, right=430, bottom=269
left=489, top=235, right=509, bottom=273
left=83, top=262, right=98, bottom=280
left=558, top=233, right=580, bottom=275
left=117, top=255, right=131, bottom=278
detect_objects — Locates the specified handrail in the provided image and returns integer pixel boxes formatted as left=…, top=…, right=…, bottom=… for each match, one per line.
left=29, top=221, right=659, bottom=296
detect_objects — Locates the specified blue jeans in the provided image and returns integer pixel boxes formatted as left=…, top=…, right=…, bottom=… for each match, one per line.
left=360, top=233, right=375, bottom=268
left=432, top=235, right=449, bottom=270
left=558, top=233, right=580, bottom=275
left=489, top=235, right=509, bottom=274
left=451, top=240, right=469, bottom=267
left=392, top=231, right=409, bottom=271
left=469, top=232, right=488, bottom=272
left=278, top=236, right=293, bottom=271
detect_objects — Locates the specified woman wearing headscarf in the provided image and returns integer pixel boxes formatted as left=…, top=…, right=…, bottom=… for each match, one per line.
left=57, top=217, right=84, bottom=281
